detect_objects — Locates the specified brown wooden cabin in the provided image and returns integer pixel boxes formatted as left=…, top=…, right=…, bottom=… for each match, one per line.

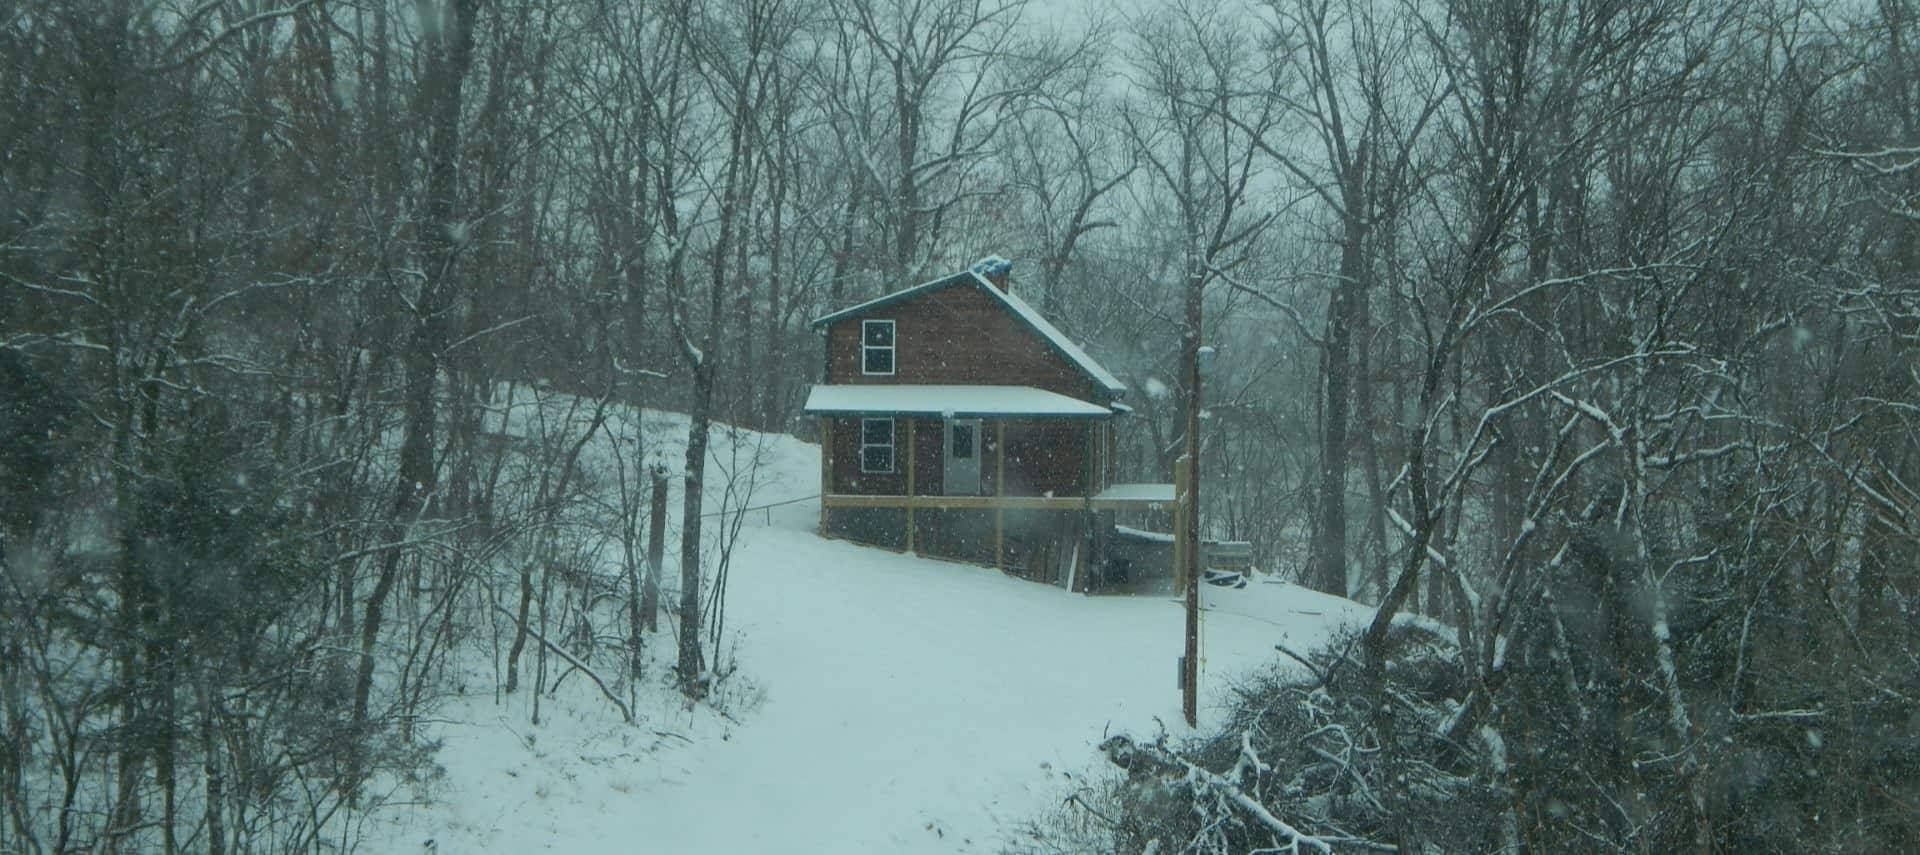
left=805, top=256, right=1181, bottom=593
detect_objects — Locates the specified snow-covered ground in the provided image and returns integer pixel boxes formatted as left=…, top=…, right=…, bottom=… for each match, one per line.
left=367, top=408, right=1369, bottom=853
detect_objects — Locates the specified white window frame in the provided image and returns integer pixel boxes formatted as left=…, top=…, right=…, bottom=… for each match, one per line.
left=860, top=417, right=896, bottom=474
left=861, top=319, right=896, bottom=376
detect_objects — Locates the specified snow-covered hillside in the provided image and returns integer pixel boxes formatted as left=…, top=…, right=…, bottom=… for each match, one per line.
left=366, top=410, right=1369, bottom=853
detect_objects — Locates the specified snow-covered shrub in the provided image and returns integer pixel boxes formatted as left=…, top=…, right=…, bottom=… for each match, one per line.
left=1021, top=624, right=1505, bottom=854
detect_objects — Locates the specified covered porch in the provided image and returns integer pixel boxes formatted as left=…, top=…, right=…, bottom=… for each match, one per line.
left=807, top=381, right=1193, bottom=592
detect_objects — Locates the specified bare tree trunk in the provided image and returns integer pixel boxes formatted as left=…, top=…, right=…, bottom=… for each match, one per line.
left=200, top=676, right=224, bottom=855
left=760, top=80, right=793, bottom=433
left=1307, top=230, right=1367, bottom=596
left=829, top=172, right=861, bottom=305
left=1354, top=276, right=1387, bottom=601
left=677, top=368, right=713, bottom=694
left=672, top=0, right=780, bottom=694
left=504, top=558, right=534, bottom=693
left=622, top=441, right=648, bottom=680
left=350, top=0, right=477, bottom=788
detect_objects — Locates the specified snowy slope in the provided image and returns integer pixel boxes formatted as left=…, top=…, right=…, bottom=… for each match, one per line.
left=366, top=408, right=1370, bottom=854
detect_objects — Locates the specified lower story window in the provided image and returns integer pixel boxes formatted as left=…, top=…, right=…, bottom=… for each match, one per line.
left=860, top=417, right=895, bottom=474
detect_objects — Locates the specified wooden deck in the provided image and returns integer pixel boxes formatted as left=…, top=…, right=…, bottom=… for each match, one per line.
left=821, top=478, right=1186, bottom=590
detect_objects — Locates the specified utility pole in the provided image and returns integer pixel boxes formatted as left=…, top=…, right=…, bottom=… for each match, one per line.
left=1180, top=285, right=1210, bottom=728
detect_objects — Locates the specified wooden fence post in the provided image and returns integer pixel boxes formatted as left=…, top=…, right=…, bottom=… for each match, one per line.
left=643, top=465, right=668, bottom=633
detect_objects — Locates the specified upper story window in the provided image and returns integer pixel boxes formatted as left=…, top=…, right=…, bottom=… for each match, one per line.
left=862, top=320, right=896, bottom=375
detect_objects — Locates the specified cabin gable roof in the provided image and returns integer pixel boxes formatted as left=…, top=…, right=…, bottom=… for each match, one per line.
left=812, top=259, right=1127, bottom=398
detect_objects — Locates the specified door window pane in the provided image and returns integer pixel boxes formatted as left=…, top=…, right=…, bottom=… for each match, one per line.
left=950, top=423, right=974, bottom=459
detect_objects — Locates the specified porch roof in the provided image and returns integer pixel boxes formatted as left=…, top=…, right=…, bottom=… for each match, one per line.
left=803, top=384, right=1114, bottom=419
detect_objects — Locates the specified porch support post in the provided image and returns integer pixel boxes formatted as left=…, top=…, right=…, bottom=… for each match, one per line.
left=995, top=421, right=1006, bottom=570
left=1078, top=496, right=1093, bottom=594
left=819, top=417, right=832, bottom=534
left=1082, top=421, right=1097, bottom=593
left=905, top=417, right=917, bottom=553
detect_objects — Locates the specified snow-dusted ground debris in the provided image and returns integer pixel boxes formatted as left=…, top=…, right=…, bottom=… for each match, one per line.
left=366, top=410, right=1367, bottom=853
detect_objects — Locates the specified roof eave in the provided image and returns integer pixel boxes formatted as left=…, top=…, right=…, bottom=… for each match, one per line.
left=804, top=408, right=1116, bottom=420
left=808, top=271, right=969, bottom=329
left=966, top=270, right=1129, bottom=398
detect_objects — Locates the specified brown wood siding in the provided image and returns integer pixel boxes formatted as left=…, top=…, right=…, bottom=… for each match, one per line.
left=914, top=420, right=944, bottom=495
left=829, top=416, right=1089, bottom=498
left=821, top=282, right=1112, bottom=499
left=828, top=417, right=944, bottom=496
left=825, top=282, right=1102, bottom=402
left=830, top=415, right=902, bottom=495
left=1002, top=419, right=1086, bottom=497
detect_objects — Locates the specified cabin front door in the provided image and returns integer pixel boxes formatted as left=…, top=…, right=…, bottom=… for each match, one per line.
left=944, top=418, right=982, bottom=495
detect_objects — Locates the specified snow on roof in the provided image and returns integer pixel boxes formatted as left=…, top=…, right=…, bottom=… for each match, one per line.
left=971, top=254, right=1013, bottom=278
left=984, top=274, right=1127, bottom=396
left=809, top=259, right=1128, bottom=398
left=1093, top=483, right=1177, bottom=503
left=803, top=384, right=1114, bottom=418
left=1114, top=524, right=1175, bottom=543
